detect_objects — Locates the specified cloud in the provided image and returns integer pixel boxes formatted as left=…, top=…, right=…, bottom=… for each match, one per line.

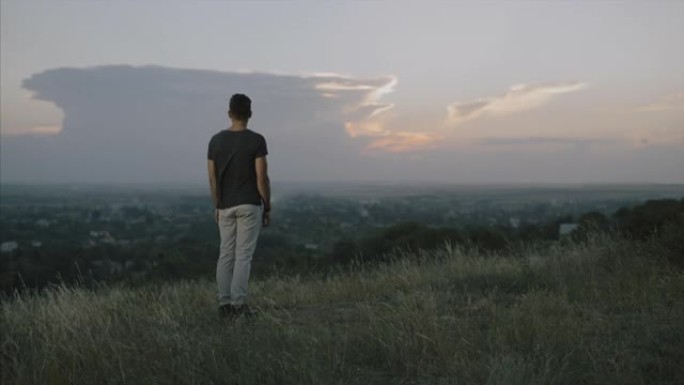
left=622, top=92, right=684, bottom=145
left=0, top=93, right=65, bottom=136
left=627, top=126, right=684, bottom=146
left=1, top=125, right=62, bottom=136
left=475, top=136, right=618, bottom=146
left=314, top=81, right=376, bottom=91
left=3, top=67, right=681, bottom=184
left=2, top=65, right=415, bottom=183
left=24, top=125, right=62, bottom=135
left=365, top=132, right=443, bottom=153
left=310, top=74, right=398, bottom=137
left=445, top=82, right=587, bottom=127
left=334, top=75, right=442, bottom=152
left=636, top=92, right=684, bottom=112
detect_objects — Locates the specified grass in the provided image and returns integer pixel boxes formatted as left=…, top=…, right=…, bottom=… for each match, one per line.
left=2, top=235, right=683, bottom=384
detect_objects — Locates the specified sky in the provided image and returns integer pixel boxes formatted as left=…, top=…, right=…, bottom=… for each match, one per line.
left=1, top=1, right=683, bottom=184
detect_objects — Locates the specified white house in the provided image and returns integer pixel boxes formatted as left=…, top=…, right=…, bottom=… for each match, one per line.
left=559, top=223, right=579, bottom=237
left=1, top=241, right=18, bottom=253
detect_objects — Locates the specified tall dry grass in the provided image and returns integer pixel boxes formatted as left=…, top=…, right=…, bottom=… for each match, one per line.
left=2, top=235, right=682, bottom=384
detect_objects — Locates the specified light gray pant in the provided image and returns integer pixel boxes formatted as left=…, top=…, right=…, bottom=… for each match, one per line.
left=216, top=204, right=262, bottom=306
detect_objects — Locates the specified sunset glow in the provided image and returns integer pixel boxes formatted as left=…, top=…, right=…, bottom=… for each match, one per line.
left=1, top=1, right=682, bottom=183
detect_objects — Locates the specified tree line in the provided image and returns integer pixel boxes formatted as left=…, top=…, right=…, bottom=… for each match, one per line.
left=1, top=198, right=682, bottom=294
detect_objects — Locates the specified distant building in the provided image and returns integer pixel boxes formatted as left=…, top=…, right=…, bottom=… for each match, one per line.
left=1, top=241, right=18, bottom=253
left=509, top=217, right=521, bottom=229
left=101, top=234, right=116, bottom=245
left=31, top=240, right=42, bottom=248
left=82, top=240, right=97, bottom=249
left=559, top=223, right=579, bottom=237
left=36, top=219, right=50, bottom=228
left=117, top=239, right=131, bottom=247
left=90, top=230, right=116, bottom=244
left=304, top=243, right=319, bottom=251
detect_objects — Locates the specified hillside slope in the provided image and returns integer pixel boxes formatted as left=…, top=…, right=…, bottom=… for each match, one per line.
left=2, top=237, right=683, bottom=385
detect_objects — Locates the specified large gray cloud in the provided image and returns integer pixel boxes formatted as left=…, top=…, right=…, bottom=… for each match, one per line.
left=1, top=66, right=682, bottom=185
left=1, top=65, right=397, bottom=183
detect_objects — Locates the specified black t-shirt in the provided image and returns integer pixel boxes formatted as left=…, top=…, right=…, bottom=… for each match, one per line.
left=207, top=129, right=268, bottom=209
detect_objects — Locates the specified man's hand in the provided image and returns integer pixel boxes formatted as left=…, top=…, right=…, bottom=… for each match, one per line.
left=262, top=210, right=270, bottom=227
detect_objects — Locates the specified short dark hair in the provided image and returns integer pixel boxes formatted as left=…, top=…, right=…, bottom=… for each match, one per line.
left=229, top=94, right=252, bottom=121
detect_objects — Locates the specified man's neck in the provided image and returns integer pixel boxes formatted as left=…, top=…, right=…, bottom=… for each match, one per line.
left=228, top=120, right=248, bottom=131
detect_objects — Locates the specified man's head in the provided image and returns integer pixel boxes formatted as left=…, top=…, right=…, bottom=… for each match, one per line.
left=228, top=93, right=252, bottom=122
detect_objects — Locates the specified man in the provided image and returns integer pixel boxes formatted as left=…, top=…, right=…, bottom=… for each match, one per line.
left=207, top=93, right=271, bottom=319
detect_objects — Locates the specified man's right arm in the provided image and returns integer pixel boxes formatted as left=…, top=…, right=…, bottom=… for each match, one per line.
left=207, top=159, right=219, bottom=208
left=208, top=159, right=220, bottom=224
left=255, top=156, right=271, bottom=226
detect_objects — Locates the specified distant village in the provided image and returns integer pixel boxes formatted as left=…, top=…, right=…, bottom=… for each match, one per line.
left=0, top=190, right=651, bottom=258
left=2, top=184, right=681, bottom=289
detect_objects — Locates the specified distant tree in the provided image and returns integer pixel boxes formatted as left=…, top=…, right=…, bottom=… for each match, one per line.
left=152, top=250, right=195, bottom=279
left=331, top=239, right=359, bottom=265
left=357, top=222, right=512, bottom=262
left=121, top=206, right=146, bottom=218
left=614, top=199, right=683, bottom=239
left=359, top=222, right=429, bottom=261
left=572, top=211, right=610, bottom=241
left=658, top=215, right=684, bottom=266
left=465, top=226, right=511, bottom=252
left=516, top=223, right=541, bottom=243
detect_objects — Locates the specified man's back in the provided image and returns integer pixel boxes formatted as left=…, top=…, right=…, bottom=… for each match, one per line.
left=207, top=128, right=268, bottom=209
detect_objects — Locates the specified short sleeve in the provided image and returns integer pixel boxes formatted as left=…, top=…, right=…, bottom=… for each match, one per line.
left=207, top=137, right=214, bottom=160
left=256, top=135, right=268, bottom=158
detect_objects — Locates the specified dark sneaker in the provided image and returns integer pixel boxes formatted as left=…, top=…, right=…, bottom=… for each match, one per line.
left=233, top=304, right=258, bottom=318
left=218, top=304, right=237, bottom=320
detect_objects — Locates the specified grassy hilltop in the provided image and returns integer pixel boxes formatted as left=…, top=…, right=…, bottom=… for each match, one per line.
left=2, top=236, right=683, bottom=385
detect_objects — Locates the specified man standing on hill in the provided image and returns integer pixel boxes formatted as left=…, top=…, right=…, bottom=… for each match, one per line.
left=207, top=93, right=271, bottom=319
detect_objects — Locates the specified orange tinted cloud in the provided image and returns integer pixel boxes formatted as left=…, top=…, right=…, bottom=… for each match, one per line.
left=366, top=132, right=443, bottom=153
left=446, top=82, right=587, bottom=127
left=344, top=80, right=588, bottom=152
left=30, top=125, right=62, bottom=134
left=636, top=92, right=684, bottom=112
left=628, top=128, right=684, bottom=146
left=2, top=125, right=62, bottom=136
left=1, top=89, right=65, bottom=136
left=324, top=75, right=441, bottom=152
left=345, top=120, right=387, bottom=138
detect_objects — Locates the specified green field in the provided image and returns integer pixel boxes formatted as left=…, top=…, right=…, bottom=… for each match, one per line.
left=2, top=236, right=682, bottom=385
